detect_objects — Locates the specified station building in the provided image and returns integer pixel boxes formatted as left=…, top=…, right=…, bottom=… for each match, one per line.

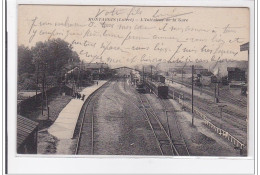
left=227, top=67, right=247, bottom=82
left=84, top=63, right=109, bottom=80
left=17, top=115, right=39, bottom=154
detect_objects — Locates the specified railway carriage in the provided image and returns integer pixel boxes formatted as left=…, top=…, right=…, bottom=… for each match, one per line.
left=145, top=79, right=168, bottom=99
left=151, top=74, right=166, bottom=84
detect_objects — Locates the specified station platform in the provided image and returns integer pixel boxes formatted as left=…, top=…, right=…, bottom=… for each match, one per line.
left=48, top=81, right=107, bottom=140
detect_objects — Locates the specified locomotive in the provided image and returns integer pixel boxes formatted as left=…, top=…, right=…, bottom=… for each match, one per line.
left=130, top=70, right=141, bottom=85
left=193, top=74, right=229, bottom=87
left=130, top=70, right=146, bottom=93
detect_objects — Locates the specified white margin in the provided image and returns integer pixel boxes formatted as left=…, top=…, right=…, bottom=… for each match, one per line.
left=5, top=0, right=257, bottom=174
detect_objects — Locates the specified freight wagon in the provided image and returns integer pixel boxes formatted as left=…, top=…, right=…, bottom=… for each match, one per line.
left=145, top=79, right=168, bottom=99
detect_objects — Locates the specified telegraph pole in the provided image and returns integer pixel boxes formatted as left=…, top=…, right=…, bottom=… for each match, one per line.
left=191, top=65, right=194, bottom=126
left=43, top=63, right=50, bottom=120
left=41, top=64, right=44, bottom=116
left=218, top=104, right=227, bottom=129
left=35, top=64, right=39, bottom=101
left=217, top=83, right=220, bottom=97
left=214, top=82, right=219, bottom=103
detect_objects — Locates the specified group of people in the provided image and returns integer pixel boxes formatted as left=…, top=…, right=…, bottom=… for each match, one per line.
left=73, top=81, right=99, bottom=101
left=74, top=92, right=85, bottom=101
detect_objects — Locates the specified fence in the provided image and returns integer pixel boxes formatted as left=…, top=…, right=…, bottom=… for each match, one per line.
left=170, top=89, right=245, bottom=150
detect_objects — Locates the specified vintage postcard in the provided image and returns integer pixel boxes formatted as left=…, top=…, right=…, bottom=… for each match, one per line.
left=17, top=5, right=250, bottom=156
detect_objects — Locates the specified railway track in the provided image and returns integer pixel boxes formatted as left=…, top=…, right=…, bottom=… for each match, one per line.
left=169, top=87, right=247, bottom=130
left=75, top=79, right=174, bottom=155
left=166, top=77, right=247, bottom=120
left=143, top=82, right=190, bottom=156
left=168, top=87, right=247, bottom=146
left=159, top=98, right=190, bottom=156
left=138, top=94, right=178, bottom=156
left=74, top=81, right=110, bottom=155
left=74, top=78, right=191, bottom=156
left=166, top=77, right=247, bottom=108
left=219, top=89, right=247, bottom=108
left=113, top=79, right=181, bottom=155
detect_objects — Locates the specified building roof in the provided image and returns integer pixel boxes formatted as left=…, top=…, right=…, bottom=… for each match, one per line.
left=227, top=67, right=247, bottom=72
left=84, top=63, right=109, bottom=69
left=17, top=115, right=38, bottom=147
left=17, top=91, right=36, bottom=101
left=66, top=67, right=79, bottom=74
left=240, top=42, right=249, bottom=51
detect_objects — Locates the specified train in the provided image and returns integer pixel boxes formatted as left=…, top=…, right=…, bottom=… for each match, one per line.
left=129, top=70, right=169, bottom=98
left=210, top=75, right=228, bottom=85
left=130, top=70, right=141, bottom=85
left=130, top=70, right=145, bottom=93
left=151, top=74, right=166, bottom=84
left=145, top=79, right=168, bottom=99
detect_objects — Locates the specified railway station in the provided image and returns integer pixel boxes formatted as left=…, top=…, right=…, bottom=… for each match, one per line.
left=17, top=60, right=248, bottom=156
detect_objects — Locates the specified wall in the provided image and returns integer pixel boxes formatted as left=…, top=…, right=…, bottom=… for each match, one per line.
left=17, top=87, right=59, bottom=116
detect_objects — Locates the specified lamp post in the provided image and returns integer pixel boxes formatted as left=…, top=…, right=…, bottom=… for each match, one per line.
left=211, top=76, right=220, bottom=103
left=218, top=104, right=227, bottom=119
left=218, top=104, right=227, bottom=129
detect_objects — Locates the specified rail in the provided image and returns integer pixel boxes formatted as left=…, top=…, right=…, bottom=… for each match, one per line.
left=74, top=80, right=111, bottom=155
left=158, top=98, right=190, bottom=156
left=138, top=94, right=179, bottom=156
left=165, top=77, right=247, bottom=108
left=173, top=91, right=245, bottom=150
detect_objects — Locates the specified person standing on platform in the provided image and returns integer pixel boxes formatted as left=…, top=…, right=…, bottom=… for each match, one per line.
left=81, top=94, right=85, bottom=101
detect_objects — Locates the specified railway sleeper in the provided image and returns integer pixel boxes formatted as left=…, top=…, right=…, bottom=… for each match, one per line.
left=172, top=140, right=186, bottom=145
left=159, top=139, right=171, bottom=144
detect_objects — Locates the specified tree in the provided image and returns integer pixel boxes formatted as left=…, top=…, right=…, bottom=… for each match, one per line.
left=18, top=73, right=37, bottom=90
left=31, top=38, right=80, bottom=84
left=18, top=45, right=35, bottom=75
left=17, top=38, right=81, bottom=91
left=32, top=39, right=79, bottom=74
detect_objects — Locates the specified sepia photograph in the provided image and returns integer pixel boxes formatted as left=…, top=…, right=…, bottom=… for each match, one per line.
left=17, top=5, right=250, bottom=157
